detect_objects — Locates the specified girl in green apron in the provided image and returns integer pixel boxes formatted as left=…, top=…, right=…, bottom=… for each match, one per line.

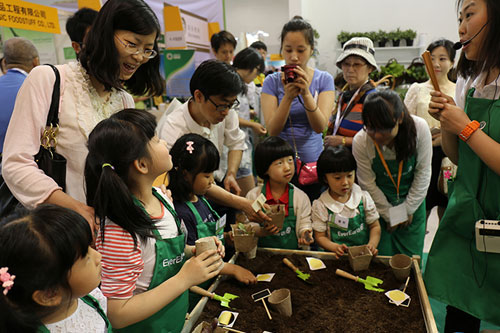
left=86, top=110, right=223, bottom=332
left=426, top=0, right=500, bottom=329
left=169, top=134, right=257, bottom=310
left=312, top=146, right=381, bottom=258
left=352, top=90, right=432, bottom=257
left=0, top=205, right=111, bottom=333
left=246, top=136, right=313, bottom=249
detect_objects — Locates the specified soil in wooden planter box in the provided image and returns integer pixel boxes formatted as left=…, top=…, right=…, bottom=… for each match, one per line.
left=195, top=252, right=427, bottom=332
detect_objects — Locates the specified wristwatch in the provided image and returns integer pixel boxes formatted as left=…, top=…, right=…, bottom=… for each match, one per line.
left=459, top=120, right=480, bottom=142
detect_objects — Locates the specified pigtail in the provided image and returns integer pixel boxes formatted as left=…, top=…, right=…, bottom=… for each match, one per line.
left=0, top=288, right=42, bottom=333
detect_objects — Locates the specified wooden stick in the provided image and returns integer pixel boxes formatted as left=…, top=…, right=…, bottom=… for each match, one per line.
left=261, top=299, right=272, bottom=320
left=421, top=51, right=441, bottom=92
left=222, top=327, right=246, bottom=333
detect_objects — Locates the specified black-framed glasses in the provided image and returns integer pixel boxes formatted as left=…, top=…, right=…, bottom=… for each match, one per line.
left=114, top=35, right=157, bottom=59
left=207, top=96, right=240, bottom=112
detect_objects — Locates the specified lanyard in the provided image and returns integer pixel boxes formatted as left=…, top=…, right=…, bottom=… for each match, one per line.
left=333, top=81, right=367, bottom=135
left=374, top=143, right=403, bottom=200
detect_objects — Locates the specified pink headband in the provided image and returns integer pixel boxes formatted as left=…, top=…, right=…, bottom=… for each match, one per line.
left=0, top=267, right=15, bottom=295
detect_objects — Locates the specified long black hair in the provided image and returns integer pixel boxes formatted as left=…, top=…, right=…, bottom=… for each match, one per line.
left=169, top=134, right=220, bottom=203
left=456, top=0, right=500, bottom=78
left=0, top=205, right=92, bottom=333
left=79, top=0, right=164, bottom=96
left=85, top=109, right=158, bottom=246
left=363, top=90, right=417, bottom=162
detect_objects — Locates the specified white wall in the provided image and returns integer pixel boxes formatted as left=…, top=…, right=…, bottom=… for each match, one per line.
left=226, top=0, right=460, bottom=76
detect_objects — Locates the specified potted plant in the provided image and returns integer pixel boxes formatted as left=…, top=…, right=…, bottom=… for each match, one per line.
left=388, top=28, right=403, bottom=47
left=337, top=31, right=351, bottom=48
left=402, top=29, right=417, bottom=46
left=366, top=31, right=378, bottom=44
left=376, top=29, right=389, bottom=47
left=380, top=58, right=406, bottom=87
left=405, top=57, right=429, bottom=83
left=231, top=223, right=258, bottom=258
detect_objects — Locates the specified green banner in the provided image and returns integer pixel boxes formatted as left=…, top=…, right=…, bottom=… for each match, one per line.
left=164, top=49, right=195, bottom=98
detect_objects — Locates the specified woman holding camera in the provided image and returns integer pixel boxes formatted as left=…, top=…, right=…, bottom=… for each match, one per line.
left=261, top=16, right=335, bottom=200
left=324, top=37, right=377, bottom=148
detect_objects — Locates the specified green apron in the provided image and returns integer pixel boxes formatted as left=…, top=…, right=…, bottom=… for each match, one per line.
left=424, top=89, right=500, bottom=326
left=327, top=199, right=369, bottom=247
left=185, top=196, right=223, bottom=311
left=258, top=183, right=299, bottom=249
left=372, top=149, right=426, bottom=257
left=185, top=197, right=223, bottom=243
left=118, top=189, right=188, bottom=333
left=38, top=294, right=112, bottom=332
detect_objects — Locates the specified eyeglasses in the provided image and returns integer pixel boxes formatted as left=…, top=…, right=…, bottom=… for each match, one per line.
left=341, top=62, right=367, bottom=70
left=114, top=35, right=157, bottom=59
left=207, top=96, right=240, bottom=112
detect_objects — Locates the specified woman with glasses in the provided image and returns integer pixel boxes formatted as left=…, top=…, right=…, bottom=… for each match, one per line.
left=2, top=0, right=163, bottom=228
left=261, top=16, right=335, bottom=201
left=232, top=47, right=267, bottom=196
left=325, top=37, right=378, bottom=149
left=352, top=90, right=432, bottom=257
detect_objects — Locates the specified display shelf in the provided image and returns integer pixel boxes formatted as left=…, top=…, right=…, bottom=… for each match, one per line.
left=336, top=46, right=424, bottom=67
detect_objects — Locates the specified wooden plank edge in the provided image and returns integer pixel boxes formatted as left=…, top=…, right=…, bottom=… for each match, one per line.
left=412, top=257, right=439, bottom=333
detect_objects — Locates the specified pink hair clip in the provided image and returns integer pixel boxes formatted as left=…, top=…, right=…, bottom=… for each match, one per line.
left=186, top=141, right=194, bottom=154
left=0, top=267, right=15, bottom=296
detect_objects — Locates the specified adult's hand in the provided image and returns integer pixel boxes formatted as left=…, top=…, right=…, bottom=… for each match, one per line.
left=252, top=122, right=267, bottom=135
left=293, top=65, right=313, bottom=97
left=324, top=135, right=344, bottom=147
left=240, top=197, right=271, bottom=224
left=428, top=91, right=456, bottom=121
left=224, top=173, right=241, bottom=196
left=281, top=72, right=301, bottom=100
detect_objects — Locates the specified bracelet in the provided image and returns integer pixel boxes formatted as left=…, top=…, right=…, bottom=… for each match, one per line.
left=458, top=120, right=480, bottom=142
left=342, top=136, right=346, bottom=145
left=304, top=105, right=318, bottom=112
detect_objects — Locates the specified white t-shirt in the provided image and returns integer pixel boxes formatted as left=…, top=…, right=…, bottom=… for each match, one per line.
left=44, top=288, right=107, bottom=333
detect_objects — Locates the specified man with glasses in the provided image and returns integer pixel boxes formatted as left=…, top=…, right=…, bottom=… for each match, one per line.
left=157, top=60, right=270, bottom=232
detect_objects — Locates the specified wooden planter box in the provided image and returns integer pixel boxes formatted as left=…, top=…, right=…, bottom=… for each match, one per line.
left=182, top=248, right=437, bottom=333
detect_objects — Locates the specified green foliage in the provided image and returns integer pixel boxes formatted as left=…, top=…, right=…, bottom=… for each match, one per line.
left=376, top=29, right=388, bottom=42
left=337, top=31, right=351, bottom=43
left=380, top=59, right=405, bottom=78
left=405, top=64, right=429, bottom=83
left=237, top=223, right=251, bottom=234
left=388, top=28, right=403, bottom=41
left=402, top=29, right=417, bottom=40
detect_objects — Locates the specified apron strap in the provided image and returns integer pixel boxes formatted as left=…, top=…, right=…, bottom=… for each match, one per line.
left=374, top=143, right=403, bottom=200
left=81, top=294, right=112, bottom=331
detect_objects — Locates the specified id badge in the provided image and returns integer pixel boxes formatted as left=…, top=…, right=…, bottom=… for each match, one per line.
left=328, top=213, right=349, bottom=230
left=215, top=214, right=227, bottom=239
left=389, top=203, right=407, bottom=227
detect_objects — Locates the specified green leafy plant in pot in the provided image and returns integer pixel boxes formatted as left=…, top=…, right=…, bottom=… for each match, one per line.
left=380, top=58, right=405, bottom=87
left=376, top=29, right=389, bottom=47
left=402, top=29, right=417, bottom=46
left=388, top=28, right=403, bottom=47
left=337, top=31, right=351, bottom=48
left=405, top=57, right=429, bottom=84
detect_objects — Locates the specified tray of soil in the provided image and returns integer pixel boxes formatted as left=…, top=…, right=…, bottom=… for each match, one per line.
left=183, top=248, right=437, bottom=333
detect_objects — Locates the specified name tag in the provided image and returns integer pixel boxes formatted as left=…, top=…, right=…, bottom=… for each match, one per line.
left=389, top=203, right=407, bottom=227
left=215, top=214, right=226, bottom=239
left=331, top=214, right=349, bottom=230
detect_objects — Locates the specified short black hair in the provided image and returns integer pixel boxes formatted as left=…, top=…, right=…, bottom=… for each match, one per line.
left=210, top=30, right=237, bottom=52
left=189, top=59, right=245, bottom=98
left=79, top=0, right=164, bottom=97
left=233, top=47, right=265, bottom=74
left=65, top=7, right=98, bottom=43
left=317, top=146, right=356, bottom=185
left=169, top=134, right=220, bottom=202
left=250, top=41, right=267, bottom=52
left=254, top=136, right=295, bottom=180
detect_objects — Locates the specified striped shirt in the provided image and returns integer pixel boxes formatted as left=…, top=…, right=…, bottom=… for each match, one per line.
left=96, top=190, right=179, bottom=299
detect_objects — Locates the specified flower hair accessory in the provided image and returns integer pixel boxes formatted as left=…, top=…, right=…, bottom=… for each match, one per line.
left=0, top=267, right=15, bottom=295
left=186, top=141, right=194, bottom=154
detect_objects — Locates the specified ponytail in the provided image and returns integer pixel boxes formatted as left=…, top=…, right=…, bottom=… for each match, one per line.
left=85, top=109, right=158, bottom=247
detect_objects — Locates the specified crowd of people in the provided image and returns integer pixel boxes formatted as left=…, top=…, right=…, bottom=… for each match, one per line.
left=0, top=0, right=499, bottom=331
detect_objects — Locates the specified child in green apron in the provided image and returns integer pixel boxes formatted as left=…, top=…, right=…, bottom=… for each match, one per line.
left=352, top=90, right=432, bottom=258
left=245, top=136, right=313, bottom=249
left=0, top=205, right=111, bottom=333
left=312, top=146, right=381, bottom=258
left=169, top=134, right=257, bottom=310
left=86, top=110, right=223, bottom=332
left=425, top=0, right=500, bottom=329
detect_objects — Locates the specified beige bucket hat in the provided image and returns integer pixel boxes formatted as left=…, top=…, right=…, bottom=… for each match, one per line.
left=336, top=37, right=378, bottom=70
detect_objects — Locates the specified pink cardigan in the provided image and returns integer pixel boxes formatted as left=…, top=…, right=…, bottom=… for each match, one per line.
left=2, top=62, right=134, bottom=208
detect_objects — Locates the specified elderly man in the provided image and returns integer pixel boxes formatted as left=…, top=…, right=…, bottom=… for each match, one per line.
left=0, top=37, right=39, bottom=154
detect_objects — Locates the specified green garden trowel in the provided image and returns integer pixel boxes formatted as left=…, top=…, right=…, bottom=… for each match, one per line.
left=335, top=268, right=384, bottom=292
left=190, top=286, right=239, bottom=308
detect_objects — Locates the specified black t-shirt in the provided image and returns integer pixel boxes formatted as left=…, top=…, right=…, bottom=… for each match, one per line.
left=173, top=197, right=218, bottom=245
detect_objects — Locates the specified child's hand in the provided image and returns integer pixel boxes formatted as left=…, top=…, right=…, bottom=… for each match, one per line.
left=213, top=236, right=225, bottom=258
left=179, top=250, right=222, bottom=287
left=262, top=222, right=279, bottom=236
left=366, top=243, right=378, bottom=256
left=332, top=243, right=348, bottom=258
left=232, top=265, right=257, bottom=285
left=298, top=230, right=314, bottom=245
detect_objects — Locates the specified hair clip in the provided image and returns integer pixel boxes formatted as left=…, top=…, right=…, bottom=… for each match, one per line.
left=102, top=163, right=115, bottom=170
left=0, top=267, right=15, bottom=296
left=186, top=141, right=194, bottom=154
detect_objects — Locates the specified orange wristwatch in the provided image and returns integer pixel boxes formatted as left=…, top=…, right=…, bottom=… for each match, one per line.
left=459, top=120, right=480, bottom=142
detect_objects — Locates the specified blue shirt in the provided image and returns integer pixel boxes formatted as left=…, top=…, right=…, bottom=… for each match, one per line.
left=262, top=69, right=334, bottom=163
left=174, top=197, right=217, bottom=245
left=0, top=69, right=28, bottom=153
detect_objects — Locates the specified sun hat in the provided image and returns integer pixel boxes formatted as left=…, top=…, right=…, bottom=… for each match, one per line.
left=336, top=37, right=378, bottom=70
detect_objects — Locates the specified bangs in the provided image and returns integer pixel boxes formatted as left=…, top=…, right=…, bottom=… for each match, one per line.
left=362, top=93, right=397, bottom=130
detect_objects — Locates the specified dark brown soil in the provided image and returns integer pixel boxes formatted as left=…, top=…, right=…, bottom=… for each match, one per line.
left=195, top=252, right=428, bottom=333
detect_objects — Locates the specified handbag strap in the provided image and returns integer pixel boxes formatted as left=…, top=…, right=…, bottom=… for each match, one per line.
left=45, top=64, right=61, bottom=127
left=287, top=115, right=300, bottom=160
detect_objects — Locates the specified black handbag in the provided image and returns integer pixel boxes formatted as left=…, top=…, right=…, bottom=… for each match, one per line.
left=0, top=64, right=66, bottom=218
